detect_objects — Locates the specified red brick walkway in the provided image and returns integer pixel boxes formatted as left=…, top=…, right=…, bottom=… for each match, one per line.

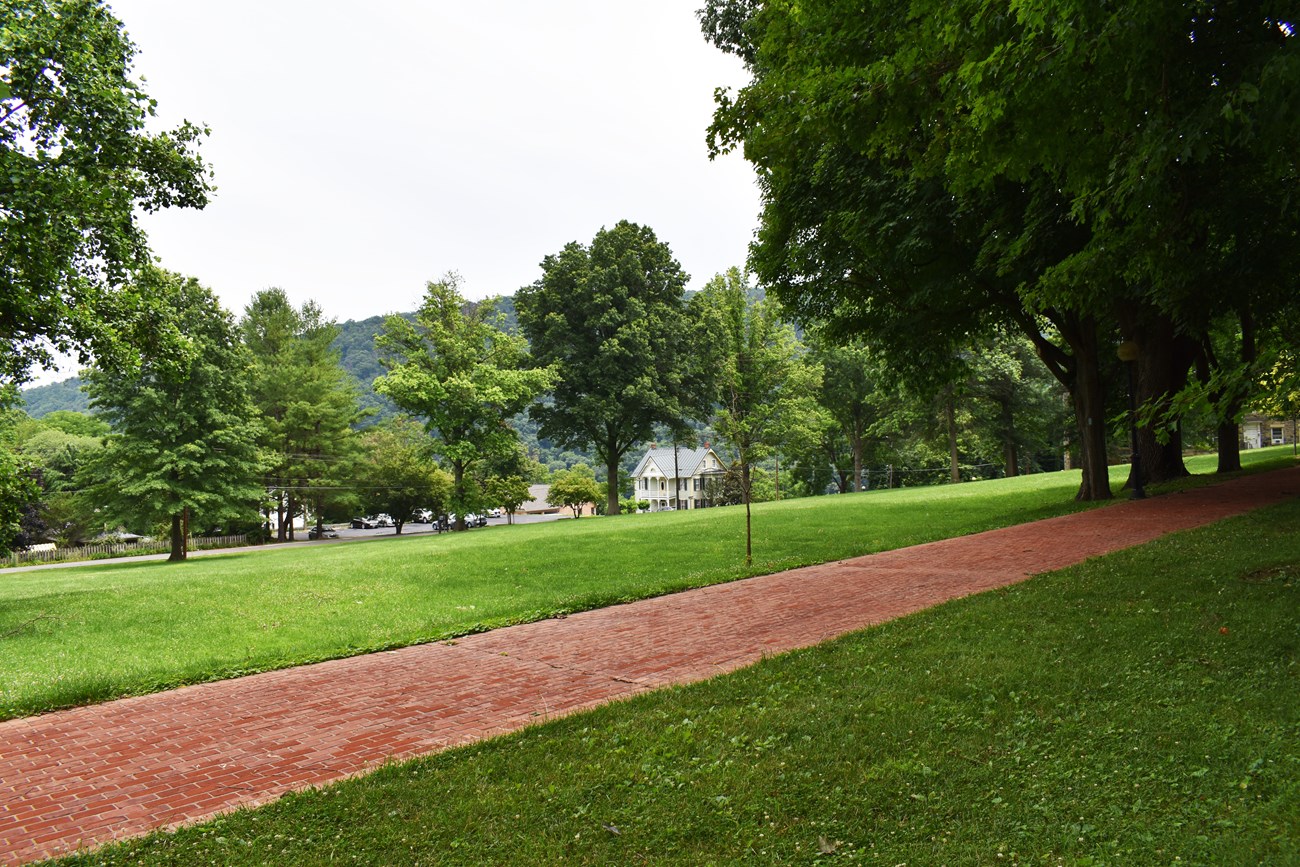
left=2, top=467, right=1297, bottom=865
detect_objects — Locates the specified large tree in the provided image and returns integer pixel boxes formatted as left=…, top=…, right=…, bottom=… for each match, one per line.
left=376, top=274, right=552, bottom=531
left=82, top=270, right=264, bottom=561
left=0, top=391, right=41, bottom=555
left=517, top=220, right=695, bottom=516
left=1, top=0, right=212, bottom=385
left=242, top=289, right=366, bottom=540
left=693, top=268, right=822, bottom=565
left=702, top=0, right=1298, bottom=497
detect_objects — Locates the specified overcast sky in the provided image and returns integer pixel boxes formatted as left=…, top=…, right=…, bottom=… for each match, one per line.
left=110, top=0, right=759, bottom=321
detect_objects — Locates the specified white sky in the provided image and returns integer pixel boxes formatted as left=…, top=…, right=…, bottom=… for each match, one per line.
left=114, top=0, right=759, bottom=318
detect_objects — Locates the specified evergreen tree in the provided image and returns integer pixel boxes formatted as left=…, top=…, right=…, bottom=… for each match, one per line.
left=241, top=289, right=366, bottom=540
left=83, top=271, right=264, bottom=561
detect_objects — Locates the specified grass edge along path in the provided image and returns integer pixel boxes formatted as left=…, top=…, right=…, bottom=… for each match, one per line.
left=67, top=496, right=1299, bottom=867
left=1, top=463, right=1297, bottom=866
left=2, top=450, right=1295, bottom=722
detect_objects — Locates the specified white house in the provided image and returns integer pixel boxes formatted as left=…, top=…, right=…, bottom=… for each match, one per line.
left=631, top=445, right=728, bottom=511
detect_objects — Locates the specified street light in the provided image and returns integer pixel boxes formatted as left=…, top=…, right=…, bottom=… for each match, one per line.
left=1117, top=340, right=1146, bottom=500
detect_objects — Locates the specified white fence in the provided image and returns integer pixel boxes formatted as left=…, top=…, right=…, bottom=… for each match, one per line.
left=5, top=535, right=251, bottom=568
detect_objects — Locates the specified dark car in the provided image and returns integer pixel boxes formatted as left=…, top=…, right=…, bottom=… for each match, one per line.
left=349, top=518, right=374, bottom=529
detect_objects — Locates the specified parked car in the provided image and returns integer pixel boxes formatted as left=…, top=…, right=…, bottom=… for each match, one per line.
left=308, top=526, right=338, bottom=540
left=349, top=517, right=374, bottom=529
left=413, top=509, right=433, bottom=523
left=487, top=508, right=502, bottom=518
left=449, top=514, right=488, bottom=528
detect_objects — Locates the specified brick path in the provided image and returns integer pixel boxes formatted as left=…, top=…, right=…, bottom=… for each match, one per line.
left=2, top=466, right=1297, bottom=865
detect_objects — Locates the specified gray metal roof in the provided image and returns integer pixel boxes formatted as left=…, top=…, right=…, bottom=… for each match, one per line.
left=633, top=446, right=724, bottom=479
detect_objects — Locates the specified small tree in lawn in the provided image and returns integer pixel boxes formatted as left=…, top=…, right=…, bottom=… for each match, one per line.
left=692, top=268, right=823, bottom=565
left=548, top=464, right=602, bottom=518
left=482, top=441, right=544, bottom=525
left=377, top=274, right=553, bottom=530
left=82, top=270, right=265, bottom=561
left=360, top=419, right=451, bottom=534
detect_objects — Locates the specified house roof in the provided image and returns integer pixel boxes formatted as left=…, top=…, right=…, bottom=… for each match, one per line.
left=518, top=484, right=560, bottom=514
left=633, top=446, right=725, bottom=479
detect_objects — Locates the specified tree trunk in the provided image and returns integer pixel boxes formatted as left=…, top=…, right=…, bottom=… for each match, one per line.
left=1214, top=309, right=1253, bottom=475
left=1015, top=309, right=1111, bottom=500
left=168, top=512, right=186, bottom=562
left=1216, top=422, right=1242, bottom=473
left=851, top=418, right=864, bottom=493
left=605, top=448, right=621, bottom=518
left=287, top=492, right=298, bottom=541
left=1061, top=316, right=1112, bottom=501
left=1126, top=316, right=1194, bottom=488
left=1000, top=398, right=1019, bottom=477
left=672, top=442, right=681, bottom=510
left=453, top=460, right=466, bottom=531
left=945, top=392, right=960, bottom=483
left=276, top=492, right=287, bottom=543
left=742, top=460, right=752, bottom=566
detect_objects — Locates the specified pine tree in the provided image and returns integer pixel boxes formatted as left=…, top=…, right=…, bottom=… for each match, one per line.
left=242, top=290, right=366, bottom=540
left=83, top=270, right=265, bottom=561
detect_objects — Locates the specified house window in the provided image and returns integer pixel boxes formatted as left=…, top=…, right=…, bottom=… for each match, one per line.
left=693, top=478, right=700, bottom=491
left=1272, top=426, right=1285, bottom=445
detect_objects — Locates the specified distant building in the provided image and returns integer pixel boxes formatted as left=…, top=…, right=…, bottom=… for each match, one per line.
left=631, top=445, right=728, bottom=511
left=1240, top=414, right=1297, bottom=449
left=518, top=484, right=595, bottom=517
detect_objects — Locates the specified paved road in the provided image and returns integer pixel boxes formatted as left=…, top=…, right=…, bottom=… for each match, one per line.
left=1, top=466, right=1297, bottom=865
left=0, top=514, right=567, bottom=575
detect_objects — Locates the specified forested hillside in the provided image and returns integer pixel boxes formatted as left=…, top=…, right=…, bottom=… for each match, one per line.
left=18, top=294, right=593, bottom=471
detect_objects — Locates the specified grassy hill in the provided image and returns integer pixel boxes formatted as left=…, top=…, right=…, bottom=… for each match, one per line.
left=3, top=450, right=1294, bottom=723
left=53, top=470, right=1300, bottom=865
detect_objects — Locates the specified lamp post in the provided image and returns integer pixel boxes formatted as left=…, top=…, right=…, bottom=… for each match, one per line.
left=1117, top=340, right=1146, bottom=500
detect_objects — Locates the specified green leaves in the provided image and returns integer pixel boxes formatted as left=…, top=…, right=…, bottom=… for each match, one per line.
left=1, top=0, right=212, bottom=385
left=376, top=273, right=553, bottom=520
left=82, top=270, right=265, bottom=557
left=517, top=221, right=693, bottom=513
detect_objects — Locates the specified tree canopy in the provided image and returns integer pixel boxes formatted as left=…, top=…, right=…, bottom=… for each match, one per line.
left=1, top=0, right=213, bottom=385
left=517, top=220, right=695, bottom=516
left=702, top=0, right=1299, bottom=498
left=82, top=270, right=264, bottom=560
left=376, top=274, right=552, bottom=530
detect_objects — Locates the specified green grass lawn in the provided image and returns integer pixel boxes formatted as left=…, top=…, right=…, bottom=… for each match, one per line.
left=54, top=474, right=1300, bottom=865
left=2, top=448, right=1294, bottom=721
